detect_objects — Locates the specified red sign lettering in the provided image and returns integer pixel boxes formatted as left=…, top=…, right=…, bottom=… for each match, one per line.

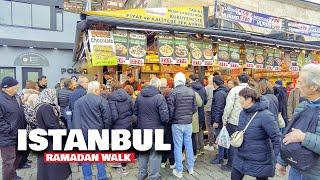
left=160, top=57, right=172, bottom=64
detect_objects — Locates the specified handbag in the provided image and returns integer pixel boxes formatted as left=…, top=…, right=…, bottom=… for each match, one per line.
left=230, top=112, right=258, bottom=147
left=278, top=113, right=286, bottom=128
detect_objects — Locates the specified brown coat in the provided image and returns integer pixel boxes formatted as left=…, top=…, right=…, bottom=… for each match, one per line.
left=287, top=88, right=301, bottom=121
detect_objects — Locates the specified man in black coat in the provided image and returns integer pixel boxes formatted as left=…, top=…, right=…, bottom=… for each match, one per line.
left=210, top=75, right=229, bottom=165
left=0, top=76, right=26, bottom=180
left=73, top=81, right=112, bottom=180
left=134, top=77, right=169, bottom=180
left=189, top=75, right=207, bottom=154
left=273, top=80, right=288, bottom=126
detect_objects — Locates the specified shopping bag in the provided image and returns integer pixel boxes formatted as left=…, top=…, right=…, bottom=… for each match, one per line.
left=217, top=126, right=230, bottom=149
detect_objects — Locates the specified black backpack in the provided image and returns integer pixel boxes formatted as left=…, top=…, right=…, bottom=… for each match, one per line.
left=280, top=104, right=320, bottom=171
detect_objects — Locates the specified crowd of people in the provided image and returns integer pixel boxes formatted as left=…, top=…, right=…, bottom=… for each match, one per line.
left=0, top=64, right=320, bottom=180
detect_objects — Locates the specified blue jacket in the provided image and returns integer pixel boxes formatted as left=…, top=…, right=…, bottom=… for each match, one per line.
left=274, top=86, right=288, bottom=123
left=211, top=85, right=229, bottom=126
left=261, top=92, right=279, bottom=126
left=191, top=82, right=207, bottom=127
left=233, top=99, right=281, bottom=177
left=73, top=93, right=112, bottom=135
left=278, top=99, right=320, bottom=179
left=69, top=85, right=87, bottom=111
left=0, top=92, right=26, bottom=147
left=167, top=85, right=197, bottom=125
left=134, top=86, right=169, bottom=129
left=108, top=89, right=133, bottom=130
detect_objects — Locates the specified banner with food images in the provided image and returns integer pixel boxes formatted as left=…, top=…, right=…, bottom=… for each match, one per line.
left=255, top=47, right=265, bottom=69
left=158, top=34, right=174, bottom=64
left=202, top=40, right=214, bottom=66
left=265, top=48, right=274, bottom=71
left=273, top=49, right=282, bottom=71
left=245, top=45, right=255, bottom=68
left=217, top=42, right=229, bottom=68
left=113, top=30, right=129, bottom=65
left=88, top=30, right=117, bottom=66
left=189, top=38, right=204, bottom=66
left=128, top=32, right=147, bottom=66
left=229, top=43, right=240, bottom=68
left=174, top=35, right=189, bottom=65
left=289, top=51, right=299, bottom=72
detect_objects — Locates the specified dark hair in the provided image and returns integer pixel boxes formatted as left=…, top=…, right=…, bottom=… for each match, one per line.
left=238, top=73, right=250, bottom=84
left=213, top=71, right=220, bottom=76
left=103, top=72, right=111, bottom=76
left=127, top=73, right=133, bottom=78
left=63, top=78, right=72, bottom=89
left=189, top=74, right=197, bottom=81
left=204, top=76, right=208, bottom=80
left=213, top=75, right=224, bottom=86
left=286, top=82, right=293, bottom=86
left=239, top=88, right=260, bottom=102
left=38, top=76, right=47, bottom=82
left=124, top=85, right=134, bottom=95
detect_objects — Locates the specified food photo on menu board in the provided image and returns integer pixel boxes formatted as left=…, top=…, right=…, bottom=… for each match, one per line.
left=245, top=45, right=255, bottom=68
left=128, top=32, right=147, bottom=66
left=158, top=33, right=174, bottom=64
left=273, top=49, right=282, bottom=71
left=229, top=43, right=240, bottom=68
left=255, top=47, right=265, bottom=69
left=113, top=30, right=129, bottom=64
left=265, top=48, right=274, bottom=71
left=290, top=51, right=299, bottom=72
left=189, top=38, right=203, bottom=66
left=217, top=42, right=230, bottom=68
left=202, top=39, right=214, bottom=66
left=174, top=35, right=189, bottom=65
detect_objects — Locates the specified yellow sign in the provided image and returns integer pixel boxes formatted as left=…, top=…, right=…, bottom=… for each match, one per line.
left=86, top=7, right=205, bottom=28
left=88, top=30, right=118, bottom=66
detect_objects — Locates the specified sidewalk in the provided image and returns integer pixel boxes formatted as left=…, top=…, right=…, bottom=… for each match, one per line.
left=1, top=152, right=288, bottom=180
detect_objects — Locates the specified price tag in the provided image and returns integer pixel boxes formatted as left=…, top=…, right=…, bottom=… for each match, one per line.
left=130, top=58, right=144, bottom=66
left=255, top=64, right=264, bottom=69
left=192, top=60, right=202, bottom=66
left=160, top=57, right=172, bottom=64
left=176, top=58, right=187, bottom=64
left=117, top=57, right=126, bottom=64
left=204, top=61, right=213, bottom=66
left=274, top=66, right=281, bottom=71
left=266, top=66, right=273, bottom=71
left=230, top=63, right=240, bottom=68
left=246, top=63, right=254, bottom=68
left=219, top=61, right=229, bottom=67
left=290, top=66, right=299, bottom=72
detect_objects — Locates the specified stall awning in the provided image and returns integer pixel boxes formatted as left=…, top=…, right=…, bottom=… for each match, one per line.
left=73, top=15, right=320, bottom=61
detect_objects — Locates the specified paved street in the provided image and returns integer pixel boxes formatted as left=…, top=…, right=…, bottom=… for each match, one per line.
left=0, top=151, right=288, bottom=180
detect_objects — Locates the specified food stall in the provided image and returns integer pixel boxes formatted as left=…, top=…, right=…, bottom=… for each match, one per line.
left=72, top=6, right=320, bottom=87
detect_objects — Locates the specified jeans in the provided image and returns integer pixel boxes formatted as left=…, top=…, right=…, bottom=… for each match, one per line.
left=288, top=168, right=307, bottom=180
left=82, top=163, right=107, bottom=180
left=231, top=168, right=268, bottom=180
left=172, top=123, right=194, bottom=173
left=205, top=111, right=215, bottom=146
left=0, top=146, right=21, bottom=180
left=138, top=147, right=162, bottom=180
left=226, top=124, right=237, bottom=166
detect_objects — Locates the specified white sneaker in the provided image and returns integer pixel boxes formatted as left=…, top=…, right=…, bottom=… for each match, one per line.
left=206, top=146, right=214, bottom=151
left=111, top=163, right=122, bottom=168
left=170, top=163, right=176, bottom=169
left=161, top=163, right=166, bottom=168
left=172, top=169, right=183, bottom=178
left=188, top=169, right=194, bottom=175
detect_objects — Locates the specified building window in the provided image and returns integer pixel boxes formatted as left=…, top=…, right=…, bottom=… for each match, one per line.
left=0, top=1, right=11, bottom=25
left=0, top=67, right=16, bottom=81
left=12, top=1, right=32, bottom=27
left=0, top=0, right=63, bottom=31
left=32, top=4, right=51, bottom=29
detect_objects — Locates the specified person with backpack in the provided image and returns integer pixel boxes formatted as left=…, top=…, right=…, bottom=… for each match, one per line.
left=232, top=88, right=281, bottom=180
left=34, top=89, right=71, bottom=180
left=276, top=64, right=320, bottom=179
